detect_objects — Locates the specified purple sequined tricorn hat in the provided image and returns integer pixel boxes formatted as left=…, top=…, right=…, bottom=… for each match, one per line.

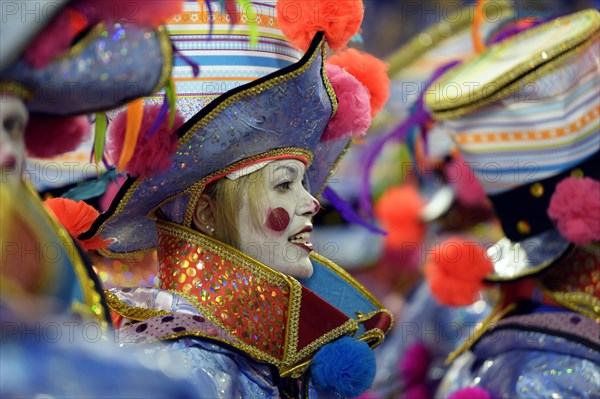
left=82, top=26, right=363, bottom=255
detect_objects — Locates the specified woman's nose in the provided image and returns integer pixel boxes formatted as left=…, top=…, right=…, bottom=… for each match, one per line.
left=298, top=192, right=320, bottom=217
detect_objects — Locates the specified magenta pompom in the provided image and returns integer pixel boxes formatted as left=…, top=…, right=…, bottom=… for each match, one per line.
left=447, top=387, right=491, bottom=399
left=107, top=104, right=183, bottom=178
left=321, top=64, right=371, bottom=142
left=403, top=384, right=429, bottom=399
left=548, top=177, right=600, bottom=244
left=399, top=342, right=431, bottom=387
left=25, top=115, right=91, bottom=158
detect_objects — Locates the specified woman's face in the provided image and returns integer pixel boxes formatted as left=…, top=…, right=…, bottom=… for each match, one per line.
left=237, top=159, right=319, bottom=279
left=0, top=95, right=28, bottom=187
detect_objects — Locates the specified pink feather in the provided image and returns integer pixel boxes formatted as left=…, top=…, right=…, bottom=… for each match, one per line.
left=25, top=115, right=91, bottom=158
left=321, top=64, right=371, bottom=142
left=548, top=177, right=600, bottom=244
left=107, top=104, right=183, bottom=178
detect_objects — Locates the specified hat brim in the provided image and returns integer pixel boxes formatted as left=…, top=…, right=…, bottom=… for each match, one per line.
left=485, top=228, right=573, bottom=282
left=82, top=32, right=350, bottom=256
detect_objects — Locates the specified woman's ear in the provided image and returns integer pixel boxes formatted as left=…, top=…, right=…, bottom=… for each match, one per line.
left=193, top=194, right=217, bottom=236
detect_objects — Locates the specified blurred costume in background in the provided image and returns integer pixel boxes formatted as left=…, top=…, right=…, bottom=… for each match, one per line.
left=422, top=9, right=600, bottom=398
left=352, top=3, right=516, bottom=397
left=1, top=1, right=204, bottom=397
left=83, top=1, right=393, bottom=397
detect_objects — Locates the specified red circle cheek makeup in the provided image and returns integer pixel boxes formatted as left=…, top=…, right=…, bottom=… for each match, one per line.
left=266, top=207, right=291, bottom=233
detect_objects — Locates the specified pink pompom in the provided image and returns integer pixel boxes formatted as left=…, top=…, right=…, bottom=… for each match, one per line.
left=23, top=9, right=87, bottom=69
left=107, top=104, right=183, bottom=178
left=399, top=342, right=431, bottom=387
left=328, top=49, right=390, bottom=117
left=445, top=156, right=489, bottom=209
left=447, top=387, right=491, bottom=399
left=74, top=0, right=184, bottom=28
left=276, top=0, right=364, bottom=52
left=424, top=238, right=493, bottom=306
left=548, top=177, right=600, bottom=244
left=25, top=115, right=91, bottom=158
left=321, top=64, right=371, bottom=142
left=403, top=385, right=429, bottom=399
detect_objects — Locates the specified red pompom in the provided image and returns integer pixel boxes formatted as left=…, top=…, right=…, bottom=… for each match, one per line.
left=328, top=49, right=390, bottom=117
left=447, top=387, right=491, bottom=399
left=74, top=0, right=184, bottom=28
left=25, top=115, right=91, bottom=158
left=45, top=198, right=110, bottom=250
left=107, top=104, right=183, bottom=178
left=548, top=177, right=600, bottom=244
left=276, top=0, right=364, bottom=52
left=375, top=185, right=427, bottom=250
left=399, top=342, right=431, bottom=388
left=424, top=238, right=493, bottom=306
left=322, top=64, right=371, bottom=141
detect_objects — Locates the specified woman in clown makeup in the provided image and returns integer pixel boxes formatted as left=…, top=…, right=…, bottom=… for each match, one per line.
left=84, top=1, right=394, bottom=397
left=193, top=159, right=320, bottom=280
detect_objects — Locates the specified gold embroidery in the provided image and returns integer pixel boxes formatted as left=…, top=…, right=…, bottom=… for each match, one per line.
left=105, top=290, right=172, bottom=321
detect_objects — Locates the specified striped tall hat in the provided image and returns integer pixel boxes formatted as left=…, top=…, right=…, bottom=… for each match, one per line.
left=425, top=9, right=600, bottom=281
left=147, top=0, right=302, bottom=120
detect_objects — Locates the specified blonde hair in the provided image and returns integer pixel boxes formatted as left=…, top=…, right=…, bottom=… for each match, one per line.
left=202, top=167, right=268, bottom=249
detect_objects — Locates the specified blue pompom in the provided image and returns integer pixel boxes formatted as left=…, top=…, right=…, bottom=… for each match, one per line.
left=311, top=336, right=376, bottom=398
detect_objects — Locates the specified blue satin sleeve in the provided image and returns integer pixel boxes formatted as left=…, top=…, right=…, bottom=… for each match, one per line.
left=439, top=349, right=600, bottom=398
left=153, top=337, right=281, bottom=398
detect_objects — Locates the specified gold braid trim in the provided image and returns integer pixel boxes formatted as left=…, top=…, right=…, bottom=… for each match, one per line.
left=538, top=283, right=600, bottom=322
left=0, top=81, right=33, bottom=101
left=22, top=181, right=107, bottom=328
left=54, top=23, right=105, bottom=60
left=153, top=26, right=174, bottom=94
left=180, top=147, right=313, bottom=228
left=310, top=252, right=393, bottom=332
left=105, top=290, right=172, bottom=321
left=431, top=37, right=598, bottom=119
left=445, top=299, right=517, bottom=365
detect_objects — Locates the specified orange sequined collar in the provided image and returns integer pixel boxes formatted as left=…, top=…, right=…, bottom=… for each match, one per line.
left=154, top=220, right=392, bottom=377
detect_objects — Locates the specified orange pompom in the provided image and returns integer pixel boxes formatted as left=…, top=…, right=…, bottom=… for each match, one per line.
left=44, top=198, right=110, bottom=251
left=424, top=238, right=493, bottom=306
left=375, top=185, right=426, bottom=250
left=276, top=0, right=364, bottom=52
left=328, top=49, right=390, bottom=116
